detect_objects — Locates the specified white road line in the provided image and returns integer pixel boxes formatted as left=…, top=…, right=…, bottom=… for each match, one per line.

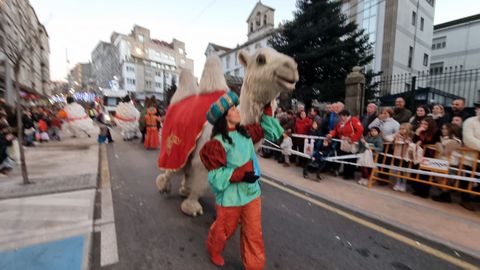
left=100, top=223, right=119, bottom=266
left=96, top=144, right=119, bottom=267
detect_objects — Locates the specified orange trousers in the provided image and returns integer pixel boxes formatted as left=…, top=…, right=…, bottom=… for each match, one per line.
left=207, top=197, right=265, bottom=270
left=144, top=127, right=159, bottom=149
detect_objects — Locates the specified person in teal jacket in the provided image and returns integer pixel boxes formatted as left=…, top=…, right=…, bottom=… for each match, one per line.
left=200, top=91, right=283, bottom=270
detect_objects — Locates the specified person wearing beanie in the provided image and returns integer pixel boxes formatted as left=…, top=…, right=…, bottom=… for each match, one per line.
left=200, top=91, right=283, bottom=269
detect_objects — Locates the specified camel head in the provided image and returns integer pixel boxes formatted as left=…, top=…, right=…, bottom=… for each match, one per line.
left=199, top=55, right=228, bottom=94
left=170, top=68, right=199, bottom=105
left=238, top=48, right=299, bottom=124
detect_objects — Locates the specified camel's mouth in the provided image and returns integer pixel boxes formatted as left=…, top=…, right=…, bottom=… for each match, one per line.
left=275, top=73, right=297, bottom=91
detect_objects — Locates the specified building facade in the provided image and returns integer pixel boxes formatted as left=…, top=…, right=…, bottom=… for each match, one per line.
left=431, top=14, right=480, bottom=72
left=0, top=0, right=51, bottom=104
left=427, top=14, right=480, bottom=106
left=70, top=63, right=94, bottom=91
left=92, top=25, right=194, bottom=101
left=341, top=0, right=435, bottom=77
left=91, top=42, right=120, bottom=91
left=205, top=1, right=275, bottom=78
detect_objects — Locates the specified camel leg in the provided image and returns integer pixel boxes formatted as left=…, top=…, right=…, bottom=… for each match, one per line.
left=155, top=170, right=176, bottom=194
left=179, top=159, right=193, bottom=197
left=180, top=155, right=210, bottom=217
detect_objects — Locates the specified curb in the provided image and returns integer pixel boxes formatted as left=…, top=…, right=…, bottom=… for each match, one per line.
left=261, top=172, right=480, bottom=265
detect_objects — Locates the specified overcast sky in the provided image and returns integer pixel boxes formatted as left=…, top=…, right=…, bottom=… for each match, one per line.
left=29, top=0, right=480, bottom=81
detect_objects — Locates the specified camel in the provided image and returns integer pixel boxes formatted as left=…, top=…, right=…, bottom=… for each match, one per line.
left=156, top=48, right=299, bottom=216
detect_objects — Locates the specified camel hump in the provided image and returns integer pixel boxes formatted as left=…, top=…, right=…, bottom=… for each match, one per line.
left=199, top=55, right=228, bottom=94
left=170, top=69, right=199, bottom=105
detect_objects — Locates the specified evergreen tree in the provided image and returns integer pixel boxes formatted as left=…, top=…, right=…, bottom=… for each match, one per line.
left=269, top=0, right=373, bottom=106
left=164, top=77, right=177, bottom=107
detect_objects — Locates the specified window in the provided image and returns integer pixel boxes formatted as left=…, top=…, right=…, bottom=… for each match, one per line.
left=423, top=53, right=429, bottom=66
left=155, top=71, right=162, bottom=77
left=155, top=82, right=162, bottom=88
left=138, top=34, right=144, bottom=42
left=412, top=11, right=416, bottom=26
left=145, top=81, right=152, bottom=88
left=426, top=0, right=435, bottom=7
left=420, top=17, right=424, bottom=31
left=263, top=14, right=267, bottom=25
left=432, top=37, right=446, bottom=50
left=408, top=46, right=413, bottom=68
left=256, top=12, right=261, bottom=26
left=127, top=78, right=136, bottom=85
left=430, top=62, right=444, bottom=75
left=178, top=48, right=184, bottom=55
left=250, top=22, right=253, bottom=32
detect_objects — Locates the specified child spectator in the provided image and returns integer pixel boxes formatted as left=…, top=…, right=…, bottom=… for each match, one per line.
left=38, top=117, right=50, bottom=142
left=49, top=113, right=62, bottom=141
left=435, top=123, right=462, bottom=161
left=280, top=131, right=293, bottom=167
left=392, top=123, right=423, bottom=192
left=358, top=127, right=384, bottom=186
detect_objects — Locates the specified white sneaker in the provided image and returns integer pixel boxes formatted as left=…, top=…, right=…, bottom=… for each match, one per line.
left=393, top=184, right=400, bottom=191
left=357, top=178, right=368, bottom=186
left=399, top=183, right=407, bottom=192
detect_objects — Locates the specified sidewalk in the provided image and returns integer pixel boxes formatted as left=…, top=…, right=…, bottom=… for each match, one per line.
left=259, top=156, right=480, bottom=260
left=0, top=137, right=99, bottom=270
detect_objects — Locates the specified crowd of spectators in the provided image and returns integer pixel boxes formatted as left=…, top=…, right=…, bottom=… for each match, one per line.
left=270, top=97, right=480, bottom=211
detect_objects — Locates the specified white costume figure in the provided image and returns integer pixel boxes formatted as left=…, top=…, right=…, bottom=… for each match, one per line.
left=64, top=97, right=98, bottom=137
left=114, top=96, right=140, bottom=140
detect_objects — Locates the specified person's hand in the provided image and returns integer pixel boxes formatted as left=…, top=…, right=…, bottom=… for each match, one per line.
left=243, top=172, right=260, bottom=183
left=360, top=138, right=366, bottom=144
left=263, top=103, right=273, bottom=117
left=5, top=134, right=14, bottom=141
left=323, top=139, right=329, bottom=147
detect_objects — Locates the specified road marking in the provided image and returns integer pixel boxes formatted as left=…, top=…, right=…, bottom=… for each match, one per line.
left=261, top=178, right=480, bottom=270
left=96, top=144, right=119, bottom=267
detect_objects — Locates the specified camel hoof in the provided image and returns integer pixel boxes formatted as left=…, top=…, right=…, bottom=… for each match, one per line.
left=181, top=199, right=204, bottom=217
left=156, top=174, right=171, bottom=194
left=179, top=186, right=191, bottom=198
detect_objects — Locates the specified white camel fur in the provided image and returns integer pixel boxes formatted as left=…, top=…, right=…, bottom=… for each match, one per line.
left=155, top=48, right=298, bottom=216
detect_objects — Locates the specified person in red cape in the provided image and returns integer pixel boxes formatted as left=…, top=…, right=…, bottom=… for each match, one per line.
left=144, top=106, right=160, bottom=149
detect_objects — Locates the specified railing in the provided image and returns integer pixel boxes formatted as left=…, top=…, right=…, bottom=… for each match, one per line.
left=369, top=143, right=480, bottom=196
left=372, top=67, right=480, bottom=108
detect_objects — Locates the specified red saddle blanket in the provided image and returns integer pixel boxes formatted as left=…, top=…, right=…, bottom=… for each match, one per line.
left=158, top=90, right=225, bottom=170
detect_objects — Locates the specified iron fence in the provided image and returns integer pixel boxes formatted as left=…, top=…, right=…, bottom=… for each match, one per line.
left=372, top=66, right=480, bottom=108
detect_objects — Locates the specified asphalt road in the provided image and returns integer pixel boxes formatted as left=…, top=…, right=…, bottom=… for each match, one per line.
left=91, top=131, right=473, bottom=270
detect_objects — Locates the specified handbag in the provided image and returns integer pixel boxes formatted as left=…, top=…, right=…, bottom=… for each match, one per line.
left=340, top=121, right=359, bottom=153
left=304, top=138, right=315, bottom=156
left=340, top=140, right=359, bottom=153
left=357, top=148, right=375, bottom=168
